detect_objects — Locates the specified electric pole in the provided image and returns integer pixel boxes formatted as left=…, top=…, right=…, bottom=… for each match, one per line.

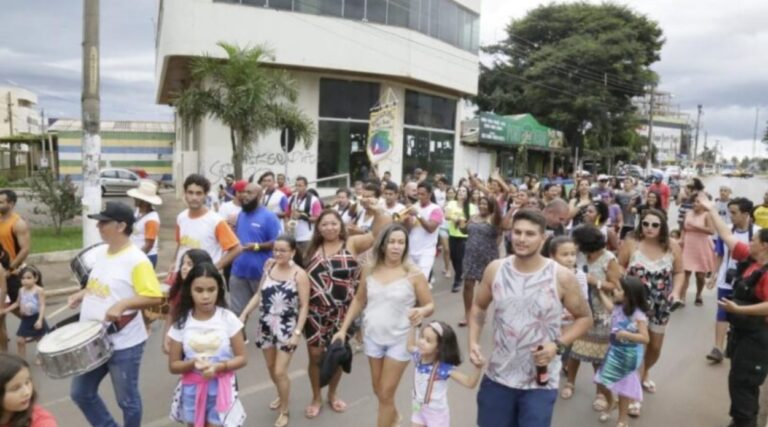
left=645, top=87, right=655, bottom=174
left=753, top=107, right=760, bottom=159
left=82, top=0, right=102, bottom=246
left=693, top=104, right=702, bottom=163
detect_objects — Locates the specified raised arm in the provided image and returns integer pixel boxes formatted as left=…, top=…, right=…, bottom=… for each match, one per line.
left=699, top=193, right=738, bottom=252
left=348, top=202, right=392, bottom=256
left=468, top=260, right=500, bottom=365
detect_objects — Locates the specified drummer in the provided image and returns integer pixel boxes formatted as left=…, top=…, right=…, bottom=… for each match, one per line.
left=66, top=202, right=163, bottom=427
left=127, top=180, right=162, bottom=268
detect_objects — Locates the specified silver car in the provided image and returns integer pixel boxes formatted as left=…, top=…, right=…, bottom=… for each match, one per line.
left=99, top=168, right=140, bottom=196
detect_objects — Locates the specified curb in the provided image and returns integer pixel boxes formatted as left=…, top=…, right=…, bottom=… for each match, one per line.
left=27, top=249, right=81, bottom=264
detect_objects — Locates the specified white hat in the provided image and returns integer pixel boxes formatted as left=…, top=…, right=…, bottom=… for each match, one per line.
left=598, top=174, right=610, bottom=181
left=127, top=180, right=162, bottom=205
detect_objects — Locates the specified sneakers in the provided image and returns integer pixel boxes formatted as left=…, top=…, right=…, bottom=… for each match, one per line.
left=451, top=282, right=461, bottom=293
left=706, top=347, right=724, bottom=363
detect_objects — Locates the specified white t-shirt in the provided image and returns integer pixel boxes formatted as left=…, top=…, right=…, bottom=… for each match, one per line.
left=335, top=203, right=356, bottom=225
left=80, top=244, right=162, bottom=350
left=287, top=193, right=323, bottom=243
left=409, top=203, right=444, bottom=255
left=262, top=189, right=288, bottom=217
left=217, top=201, right=242, bottom=226
left=383, top=202, right=405, bottom=216
left=175, top=209, right=240, bottom=270
left=412, top=350, right=454, bottom=411
left=167, top=307, right=243, bottom=363
left=434, top=189, right=446, bottom=208
left=131, top=210, right=160, bottom=256
left=717, top=225, right=761, bottom=290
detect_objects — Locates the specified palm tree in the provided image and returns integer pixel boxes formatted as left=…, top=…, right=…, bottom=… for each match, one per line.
left=174, top=42, right=314, bottom=179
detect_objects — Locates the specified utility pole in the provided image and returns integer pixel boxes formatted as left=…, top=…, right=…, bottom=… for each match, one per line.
left=753, top=107, right=760, bottom=159
left=693, top=104, right=702, bottom=163
left=82, top=0, right=102, bottom=246
left=6, top=92, right=13, bottom=136
left=645, top=87, right=655, bottom=174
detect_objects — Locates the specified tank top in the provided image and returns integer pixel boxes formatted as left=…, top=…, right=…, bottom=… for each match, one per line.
left=0, top=212, right=20, bottom=262
left=487, top=257, right=562, bottom=390
left=363, top=274, right=416, bottom=345
left=627, top=249, right=674, bottom=292
left=19, top=288, right=40, bottom=316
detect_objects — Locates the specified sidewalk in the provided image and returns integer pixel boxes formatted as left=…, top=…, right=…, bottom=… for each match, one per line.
left=36, top=192, right=185, bottom=299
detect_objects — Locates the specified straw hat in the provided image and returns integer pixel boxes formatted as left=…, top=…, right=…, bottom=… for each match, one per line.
left=127, top=180, right=162, bottom=205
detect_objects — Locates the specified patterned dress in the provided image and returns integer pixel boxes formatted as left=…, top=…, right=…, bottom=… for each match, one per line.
left=626, top=249, right=675, bottom=334
left=570, top=250, right=615, bottom=364
left=462, top=220, right=500, bottom=281
left=255, top=265, right=300, bottom=353
left=594, top=306, right=647, bottom=401
left=303, top=244, right=360, bottom=347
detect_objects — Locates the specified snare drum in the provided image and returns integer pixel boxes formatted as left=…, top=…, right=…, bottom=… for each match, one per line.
left=142, top=284, right=171, bottom=322
left=70, top=243, right=107, bottom=288
left=37, top=320, right=113, bottom=379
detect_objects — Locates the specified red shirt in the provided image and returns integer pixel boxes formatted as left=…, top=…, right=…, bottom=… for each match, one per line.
left=649, top=183, right=670, bottom=210
left=732, top=242, right=768, bottom=301
left=0, top=405, right=58, bottom=427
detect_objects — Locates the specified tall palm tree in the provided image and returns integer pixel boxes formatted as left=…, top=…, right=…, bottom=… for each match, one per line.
left=174, top=42, right=314, bottom=179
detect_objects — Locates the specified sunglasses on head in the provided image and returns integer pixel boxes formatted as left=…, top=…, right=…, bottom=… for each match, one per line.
left=642, top=221, right=661, bottom=229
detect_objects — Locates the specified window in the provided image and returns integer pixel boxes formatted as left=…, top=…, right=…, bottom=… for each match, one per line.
left=100, top=170, right=117, bottom=179
left=344, top=0, right=365, bottom=20
left=366, top=0, right=387, bottom=24
left=320, top=0, right=343, bottom=16
left=428, top=0, right=439, bottom=37
left=317, top=122, right=371, bottom=182
left=438, top=0, right=458, bottom=46
left=319, top=79, right=380, bottom=120
left=419, top=0, right=430, bottom=34
left=387, top=0, right=409, bottom=28
left=242, top=0, right=266, bottom=6
left=269, top=0, right=293, bottom=10
left=407, top=0, right=420, bottom=31
left=402, top=129, right=455, bottom=181
left=404, top=90, right=456, bottom=130
left=297, top=0, right=320, bottom=14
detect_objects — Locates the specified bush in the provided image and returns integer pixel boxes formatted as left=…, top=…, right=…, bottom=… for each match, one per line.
left=27, top=171, right=81, bottom=234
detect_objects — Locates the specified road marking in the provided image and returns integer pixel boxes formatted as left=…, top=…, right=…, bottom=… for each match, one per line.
left=143, top=369, right=307, bottom=427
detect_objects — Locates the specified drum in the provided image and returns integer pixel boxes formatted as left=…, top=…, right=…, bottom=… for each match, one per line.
left=142, top=284, right=171, bottom=322
left=70, top=243, right=106, bottom=288
left=37, top=320, right=113, bottom=379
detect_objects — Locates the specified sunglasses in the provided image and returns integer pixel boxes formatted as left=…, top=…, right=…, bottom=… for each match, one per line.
left=642, top=221, right=661, bottom=229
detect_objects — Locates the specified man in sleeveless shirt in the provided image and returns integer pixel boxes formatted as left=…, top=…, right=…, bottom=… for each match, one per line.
left=469, top=209, right=593, bottom=427
left=0, top=189, right=31, bottom=352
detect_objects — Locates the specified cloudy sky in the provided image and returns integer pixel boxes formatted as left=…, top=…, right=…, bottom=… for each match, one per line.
left=1, top=0, right=766, bottom=159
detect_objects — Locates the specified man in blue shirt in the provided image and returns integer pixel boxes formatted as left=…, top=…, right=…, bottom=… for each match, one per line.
left=229, top=182, right=282, bottom=317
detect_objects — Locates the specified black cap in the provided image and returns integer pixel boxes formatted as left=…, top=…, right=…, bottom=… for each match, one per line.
left=87, top=202, right=135, bottom=225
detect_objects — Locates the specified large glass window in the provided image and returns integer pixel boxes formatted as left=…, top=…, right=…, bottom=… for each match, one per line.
left=269, top=0, right=293, bottom=10
left=438, top=0, right=458, bottom=46
left=402, top=129, right=455, bottom=181
left=404, top=90, right=456, bottom=130
left=320, top=79, right=380, bottom=120
left=387, top=0, right=409, bottom=28
left=344, top=0, right=365, bottom=20
left=407, top=0, right=420, bottom=31
left=366, top=0, right=387, bottom=24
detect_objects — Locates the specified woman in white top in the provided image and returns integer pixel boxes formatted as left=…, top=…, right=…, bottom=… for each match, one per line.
left=334, top=223, right=434, bottom=427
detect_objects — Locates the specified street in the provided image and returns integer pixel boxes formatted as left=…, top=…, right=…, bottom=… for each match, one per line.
left=7, top=175, right=765, bottom=427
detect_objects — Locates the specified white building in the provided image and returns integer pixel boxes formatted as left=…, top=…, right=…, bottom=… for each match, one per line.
left=155, top=0, right=481, bottom=191
left=0, top=86, right=42, bottom=137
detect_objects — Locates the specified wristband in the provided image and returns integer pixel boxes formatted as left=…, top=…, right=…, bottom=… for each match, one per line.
left=252, top=243, right=260, bottom=251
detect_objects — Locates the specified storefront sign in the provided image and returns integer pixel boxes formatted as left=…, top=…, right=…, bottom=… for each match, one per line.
left=367, top=89, right=399, bottom=164
left=478, top=112, right=563, bottom=148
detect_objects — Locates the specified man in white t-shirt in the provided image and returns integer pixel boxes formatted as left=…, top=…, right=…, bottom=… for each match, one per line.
left=404, top=181, right=444, bottom=279
left=382, top=180, right=405, bottom=216
left=434, top=176, right=449, bottom=208
left=127, top=180, right=162, bottom=268
left=68, top=202, right=163, bottom=427
left=707, top=197, right=760, bottom=364
left=258, top=171, right=289, bottom=221
left=218, top=179, right=247, bottom=228
left=333, top=188, right=357, bottom=226
left=286, top=176, right=323, bottom=255
left=170, top=174, right=242, bottom=276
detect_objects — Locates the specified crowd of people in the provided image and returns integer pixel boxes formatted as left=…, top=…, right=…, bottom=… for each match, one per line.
left=0, top=167, right=768, bottom=427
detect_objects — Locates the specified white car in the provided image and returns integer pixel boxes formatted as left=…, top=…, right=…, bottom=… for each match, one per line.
left=665, top=166, right=681, bottom=179
left=682, top=167, right=696, bottom=179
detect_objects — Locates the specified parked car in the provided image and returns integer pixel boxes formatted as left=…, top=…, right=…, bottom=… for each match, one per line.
left=99, top=168, right=141, bottom=196
left=682, top=167, right=696, bottom=179
left=721, top=166, right=735, bottom=177
left=128, top=167, right=149, bottom=179
left=733, top=169, right=754, bottom=178
left=664, top=165, right=681, bottom=179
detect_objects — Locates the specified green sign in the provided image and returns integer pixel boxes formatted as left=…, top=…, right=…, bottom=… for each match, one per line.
left=478, top=112, right=564, bottom=148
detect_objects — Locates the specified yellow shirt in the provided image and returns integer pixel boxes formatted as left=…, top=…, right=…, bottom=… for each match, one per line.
left=754, top=205, right=768, bottom=229
left=445, top=201, right=478, bottom=238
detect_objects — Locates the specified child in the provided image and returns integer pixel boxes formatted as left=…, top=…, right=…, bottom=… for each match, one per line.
left=0, top=353, right=58, bottom=427
left=549, top=236, right=588, bottom=399
left=594, top=276, right=650, bottom=426
left=163, top=249, right=214, bottom=354
left=167, top=263, right=247, bottom=427
left=407, top=320, right=484, bottom=427
left=0, top=266, right=48, bottom=362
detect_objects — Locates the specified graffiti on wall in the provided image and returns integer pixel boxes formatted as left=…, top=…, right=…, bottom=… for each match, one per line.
left=207, top=149, right=317, bottom=185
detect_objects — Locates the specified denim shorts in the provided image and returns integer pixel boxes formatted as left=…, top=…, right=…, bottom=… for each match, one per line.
left=477, top=376, right=557, bottom=427
left=181, top=380, right=221, bottom=425
left=716, top=288, right=733, bottom=322
left=363, top=335, right=411, bottom=362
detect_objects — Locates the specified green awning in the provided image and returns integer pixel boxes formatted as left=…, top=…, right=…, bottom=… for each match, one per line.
left=477, top=112, right=565, bottom=149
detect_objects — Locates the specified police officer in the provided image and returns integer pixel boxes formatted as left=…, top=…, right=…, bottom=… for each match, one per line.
left=701, top=192, right=768, bottom=427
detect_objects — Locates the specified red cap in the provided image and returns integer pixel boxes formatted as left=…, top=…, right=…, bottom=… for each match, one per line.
left=232, top=180, right=248, bottom=193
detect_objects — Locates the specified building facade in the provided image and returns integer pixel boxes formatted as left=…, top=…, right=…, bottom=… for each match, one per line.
left=155, top=0, right=481, bottom=191
left=0, top=86, right=42, bottom=138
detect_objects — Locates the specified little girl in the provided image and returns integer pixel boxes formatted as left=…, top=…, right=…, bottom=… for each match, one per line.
left=0, top=353, right=57, bottom=427
left=0, top=266, right=48, bottom=362
left=549, top=236, right=588, bottom=400
left=163, top=249, right=214, bottom=354
left=167, top=263, right=247, bottom=427
left=407, top=320, right=484, bottom=427
left=594, top=276, right=650, bottom=426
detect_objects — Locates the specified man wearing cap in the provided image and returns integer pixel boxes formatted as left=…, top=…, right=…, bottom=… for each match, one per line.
left=219, top=179, right=247, bottom=228
left=648, top=174, right=671, bottom=210
left=590, top=174, right=614, bottom=201
left=222, top=173, right=236, bottom=202
left=68, top=202, right=163, bottom=427
left=127, top=180, right=162, bottom=268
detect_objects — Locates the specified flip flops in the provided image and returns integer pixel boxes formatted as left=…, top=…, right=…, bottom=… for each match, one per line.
left=329, top=398, right=348, bottom=413
left=305, top=402, right=322, bottom=419
left=642, top=379, right=657, bottom=394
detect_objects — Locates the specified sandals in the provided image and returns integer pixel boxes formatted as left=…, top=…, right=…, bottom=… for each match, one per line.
left=269, top=397, right=281, bottom=410
left=628, top=401, right=642, bottom=418
left=305, top=402, right=322, bottom=419
left=329, top=398, right=348, bottom=413
left=593, top=394, right=609, bottom=412
left=274, top=411, right=289, bottom=427
left=598, top=400, right=616, bottom=423
left=694, top=297, right=703, bottom=306
left=560, top=383, right=575, bottom=400
left=642, top=379, right=657, bottom=394
left=458, top=319, right=468, bottom=327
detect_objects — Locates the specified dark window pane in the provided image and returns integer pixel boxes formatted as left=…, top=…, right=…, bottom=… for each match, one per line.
left=241, top=0, right=266, bottom=6
left=367, top=0, right=387, bottom=24
left=388, top=0, right=409, bottom=27
left=470, top=13, right=479, bottom=52
left=319, top=79, right=380, bottom=120
left=404, top=90, right=456, bottom=129
left=344, top=0, right=365, bottom=19
left=408, top=0, right=420, bottom=30
left=317, top=121, right=371, bottom=183
left=429, top=0, right=439, bottom=37
left=321, top=0, right=342, bottom=16
left=438, top=0, right=458, bottom=46
left=402, top=128, right=454, bottom=181
left=297, top=0, right=320, bottom=14
left=270, top=0, right=293, bottom=10
left=419, top=0, right=429, bottom=34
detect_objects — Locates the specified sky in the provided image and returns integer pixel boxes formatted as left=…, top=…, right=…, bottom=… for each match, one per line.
left=1, top=0, right=766, bottom=159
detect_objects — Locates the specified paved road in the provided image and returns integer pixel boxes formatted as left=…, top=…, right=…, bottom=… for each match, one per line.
left=7, top=175, right=766, bottom=427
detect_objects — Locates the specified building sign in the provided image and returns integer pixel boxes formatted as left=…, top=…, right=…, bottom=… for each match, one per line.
left=637, top=125, right=681, bottom=163
left=478, top=112, right=563, bottom=148
left=367, top=89, right=398, bottom=164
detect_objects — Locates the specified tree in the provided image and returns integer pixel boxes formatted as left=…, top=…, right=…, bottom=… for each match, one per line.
left=762, top=120, right=768, bottom=151
left=477, top=3, right=664, bottom=154
left=27, top=171, right=81, bottom=235
left=174, top=42, right=315, bottom=179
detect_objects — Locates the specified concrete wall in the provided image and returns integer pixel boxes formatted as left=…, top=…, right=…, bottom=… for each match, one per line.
left=0, top=86, right=41, bottom=137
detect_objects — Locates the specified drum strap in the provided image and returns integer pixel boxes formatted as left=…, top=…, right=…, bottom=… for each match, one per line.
left=110, top=312, right=139, bottom=334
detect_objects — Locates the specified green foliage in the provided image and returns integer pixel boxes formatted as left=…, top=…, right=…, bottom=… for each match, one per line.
left=477, top=3, right=664, bottom=150
left=27, top=171, right=81, bottom=235
left=31, top=226, right=82, bottom=254
left=174, top=42, right=315, bottom=179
